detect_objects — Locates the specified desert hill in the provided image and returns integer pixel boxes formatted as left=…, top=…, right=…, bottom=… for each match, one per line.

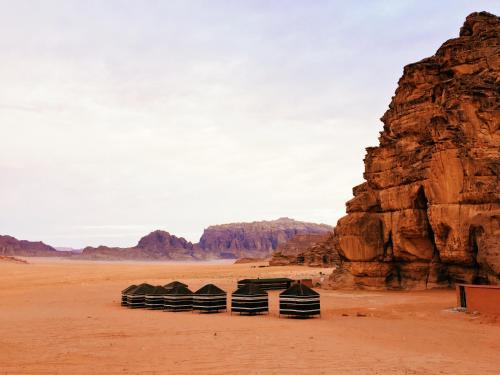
left=81, top=230, right=200, bottom=260
left=0, top=235, right=61, bottom=257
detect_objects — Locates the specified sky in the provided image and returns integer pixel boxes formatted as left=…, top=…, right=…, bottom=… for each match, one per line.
left=1, top=1, right=498, bottom=248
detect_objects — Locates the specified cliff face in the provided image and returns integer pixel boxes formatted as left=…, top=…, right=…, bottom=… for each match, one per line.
left=198, top=218, right=333, bottom=259
left=0, top=235, right=60, bottom=257
left=82, top=230, right=200, bottom=260
left=330, top=12, right=500, bottom=289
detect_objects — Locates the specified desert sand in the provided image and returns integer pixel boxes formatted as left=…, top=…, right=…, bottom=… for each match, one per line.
left=1, top=258, right=499, bottom=375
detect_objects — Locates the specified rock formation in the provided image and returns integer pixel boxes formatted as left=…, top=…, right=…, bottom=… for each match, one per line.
left=3, top=218, right=332, bottom=261
left=270, top=233, right=338, bottom=267
left=81, top=230, right=201, bottom=260
left=330, top=12, right=500, bottom=289
left=198, top=218, right=333, bottom=259
left=0, top=235, right=61, bottom=257
left=81, top=218, right=332, bottom=260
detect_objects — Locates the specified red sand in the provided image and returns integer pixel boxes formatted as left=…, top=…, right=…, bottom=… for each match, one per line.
left=1, top=258, right=499, bottom=374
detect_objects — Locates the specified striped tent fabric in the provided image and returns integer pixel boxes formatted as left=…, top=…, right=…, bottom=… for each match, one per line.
left=126, top=283, right=155, bottom=308
left=231, top=284, right=268, bottom=315
left=279, top=283, right=320, bottom=318
left=237, top=278, right=293, bottom=291
left=164, top=284, right=194, bottom=312
left=121, top=284, right=137, bottom=306
left=164, top=281, right=188, bottom=291
left=145, top=286, right=169, bottom=310
left=193, top=284, right=227, bottom=313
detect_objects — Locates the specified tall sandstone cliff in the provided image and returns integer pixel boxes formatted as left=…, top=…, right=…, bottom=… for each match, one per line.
left=330, top=12, right=499, bottom=290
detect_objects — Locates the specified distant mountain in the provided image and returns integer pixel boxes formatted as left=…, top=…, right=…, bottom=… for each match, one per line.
left=198, top=218, right=333, bottom=259
left=81, top=230, right=203, bottom=260
left=55, top=247, right=83, bottom=254
left=3, top=218, right=333, bottom=261
left=0, top=235, right=61, bottom=257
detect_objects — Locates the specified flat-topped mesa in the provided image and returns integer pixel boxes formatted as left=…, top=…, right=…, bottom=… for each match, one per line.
left=330, top=12, right=500, bottom=290
left=199, top=218, right=333, bottom=259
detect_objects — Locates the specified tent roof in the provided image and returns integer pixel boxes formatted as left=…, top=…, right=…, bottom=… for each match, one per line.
left=239, top=278, right=293, bottom=283
left=164, top=281, right=188, bottom=289
left=147, top=285, right=169, bottom=295
left=280, top=283, right=319, bottom=296
left=232, top=283, right=267, bottom=296
left=194, top=283, right=226, bottom=295
left=121, top=284, right=137, bottom=294
left=167, top=284, right=193, bottom=295
left=128, top=283, right=155, bottom=295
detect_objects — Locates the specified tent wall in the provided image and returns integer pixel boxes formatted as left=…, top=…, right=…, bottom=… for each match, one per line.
left=231, top=295, right=268, bottom=314
left=279, top=296, right=320, bottom=317
left=127, top=294, right=147, bottom=308
left=192, top=295, right=227, bottom=312
left=145, top=295, right=166, bottom=310
left=164, top=295, right=193, bottom=311
left=237, top=279, right=293, bottom=291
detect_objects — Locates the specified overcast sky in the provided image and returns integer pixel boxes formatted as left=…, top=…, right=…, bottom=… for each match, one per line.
left=1, top=1, right=497, bottom=248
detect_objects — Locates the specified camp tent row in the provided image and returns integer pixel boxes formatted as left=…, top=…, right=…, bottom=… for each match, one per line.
left=121, top=282, right=227, bottom=313
left=121, top=280, right=320, bottom=317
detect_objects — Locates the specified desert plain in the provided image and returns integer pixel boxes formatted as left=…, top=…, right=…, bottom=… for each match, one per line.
left=1, top=258, right=499, bottom=375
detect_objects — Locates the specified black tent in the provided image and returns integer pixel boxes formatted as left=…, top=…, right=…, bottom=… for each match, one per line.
left=164, top=284, right=194, bottom=311
left=126, top=283, right=155, bottom=308
left=237, top=278, right=293, bottom=291
left=193, top=284, right=227, bottom=313
left=231, top=284, right=268, bottom=315
left=164, top=281, right=188, bottom=290
left=279, top=283, right=320, bottom=318
left=145, top=286, right=169, bottom=310
left=121, top=284, right=137, bottom=306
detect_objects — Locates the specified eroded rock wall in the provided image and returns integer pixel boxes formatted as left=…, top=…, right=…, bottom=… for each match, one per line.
left=270, top=233, right=335, bottom=266
left=330, top=12, right=500, bottom=289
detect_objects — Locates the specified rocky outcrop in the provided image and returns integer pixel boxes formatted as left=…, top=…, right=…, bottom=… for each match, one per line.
left=330, top=12, right=500, bottom=290
left=0, top=235, right=61, bottom=257
left=81, top=230, right=201, bottom=260
left=270, top=233, right=338, bottom=266
left=233, top=257, right=266, bottom=264
left=198, top=218, right=333, bottom=259
left=0, top=256, right=29, bottom=264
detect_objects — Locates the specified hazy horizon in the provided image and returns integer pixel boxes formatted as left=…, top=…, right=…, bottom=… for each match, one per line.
left=1, top=1, right=498, bottom=248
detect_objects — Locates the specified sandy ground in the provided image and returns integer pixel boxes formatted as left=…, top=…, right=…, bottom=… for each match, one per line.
left=1, top=258, right=499, bottom=375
